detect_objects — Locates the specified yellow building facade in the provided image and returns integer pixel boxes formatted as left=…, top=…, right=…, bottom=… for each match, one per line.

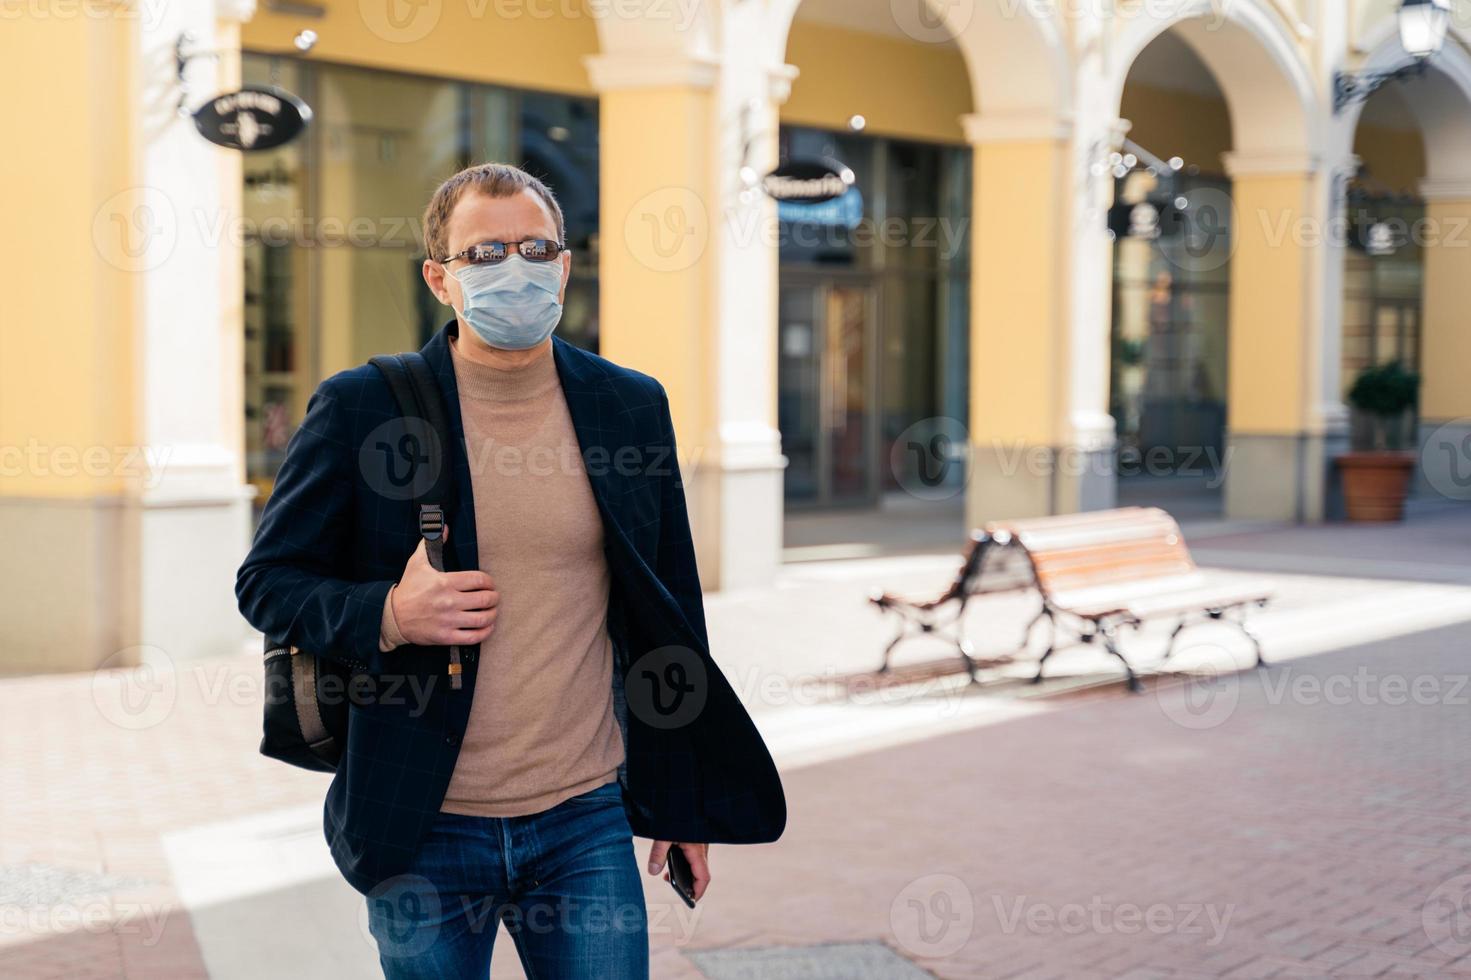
left=3, top=0, right=1469, bottom=670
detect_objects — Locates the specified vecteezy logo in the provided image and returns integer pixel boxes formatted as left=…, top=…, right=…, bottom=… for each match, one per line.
left=646, top=662, right=694, bottom=714
left=622, top=188, right=708, bottom=273
left=1423, top=874, right=1471, bottom=957
left=890, top=417, right=971, bottom=501
left=361, top=874, right=442, bottom=959
left=890, top=873, right=974, bottom=958
left=1421, top=419, right=1471, bottom=501
left=1159, top=659, right=1241, bottom=729
left=1153, top=644, right=1242, bottom=731
left=890, top=0, right=974, bottom=43
left=91, top=646, right=178, bottom=731
left=626, top=646, right=707, bottom=730
left=93, top=186, right=178, bottom=273
left=1161, top=185, right=1235, bottom=274
left=379, top=433, right=428, bottom=488
left=911, top=436, right=951, bottom=486
left=359, top=0, right=442, bottom=44
left=359, top=418, right=442, bottom=502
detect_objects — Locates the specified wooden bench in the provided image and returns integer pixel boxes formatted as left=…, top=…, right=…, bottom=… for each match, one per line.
left=990, top=507, right=1272, bottom=691
left=868, top=529, right=1035, bottom=682
left=870, top=506, right=1272, bottom=692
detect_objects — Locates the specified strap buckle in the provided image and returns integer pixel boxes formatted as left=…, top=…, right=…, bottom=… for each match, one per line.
left=419, top=504, right=445, bottom=541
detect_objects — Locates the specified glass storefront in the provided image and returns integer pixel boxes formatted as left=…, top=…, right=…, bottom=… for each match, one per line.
left=1110, top=170, right=1231, bottom=485
left=1341, top=188, right=1424, bottom=448
left=241, top=54, right=599, bottom=505
left=776, top=126, right=971, bottom=508
left=1341, top=190, right=1424, bottom=388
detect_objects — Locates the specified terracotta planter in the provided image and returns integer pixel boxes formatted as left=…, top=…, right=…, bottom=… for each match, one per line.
left=1337, top=451, right=1416, bottom=522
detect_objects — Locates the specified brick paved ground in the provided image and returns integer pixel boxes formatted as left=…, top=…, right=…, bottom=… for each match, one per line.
left=671, top=619, right=1471, bottom=979
left=1, top=506, right=1468, bottom=978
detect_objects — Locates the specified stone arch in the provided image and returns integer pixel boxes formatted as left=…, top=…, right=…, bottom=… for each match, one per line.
left=1337, top=34, right=1471, bottom=182
left=764, top=0, right=1072, bottom=124
left=1108, top=0, right=1318, bottom=158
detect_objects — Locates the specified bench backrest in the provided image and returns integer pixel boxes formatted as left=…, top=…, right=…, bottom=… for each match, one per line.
left=927, top=531, right=1035, bottom=604
left=985, top=506, right=1194, bottom=597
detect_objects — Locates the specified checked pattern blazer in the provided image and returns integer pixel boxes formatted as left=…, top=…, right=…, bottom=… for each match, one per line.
left=236, top=322, right=786, bottom=895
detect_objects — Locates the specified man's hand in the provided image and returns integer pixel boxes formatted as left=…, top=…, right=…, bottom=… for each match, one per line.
left=391, top=529, right=499, bottom=647
left=648, top=841, right=711, bottom=902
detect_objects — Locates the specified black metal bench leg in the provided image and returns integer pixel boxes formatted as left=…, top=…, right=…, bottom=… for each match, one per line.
left=1018, top=605, right=1046, bottom=652
left=1031, top=641, right=1055, bottom=684
left=1100, top=626, right=1142, bottom=693
left=1159, top=617, right=1189, bottom=664
left=878, top=623, right=909, bottom=674
left=1029, top=608, right=1059, bottom=684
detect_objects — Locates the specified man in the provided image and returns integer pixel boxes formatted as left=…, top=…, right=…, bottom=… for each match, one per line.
left=236, top=163, right=785, bottom=979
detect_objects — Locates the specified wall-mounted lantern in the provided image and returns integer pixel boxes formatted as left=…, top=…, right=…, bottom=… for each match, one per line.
left=1333, top=0, right=1450, bottom=113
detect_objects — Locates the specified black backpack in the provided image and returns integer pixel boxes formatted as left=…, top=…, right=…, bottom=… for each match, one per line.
left=259, top=351, right=455, bottom=772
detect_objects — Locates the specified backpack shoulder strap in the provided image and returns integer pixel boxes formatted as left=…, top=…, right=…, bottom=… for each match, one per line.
left=399, top=352, right=454, bottom=476
left=368, top=351, right=463, bottom=687
left=368, top=352, right=453, bottom=564
left=368, top=352, right=454, bottom=496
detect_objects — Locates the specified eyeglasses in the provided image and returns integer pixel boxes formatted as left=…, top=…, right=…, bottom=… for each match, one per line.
left=439, top=239, right=566, bottom=266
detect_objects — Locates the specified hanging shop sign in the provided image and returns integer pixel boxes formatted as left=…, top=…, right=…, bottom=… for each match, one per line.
left=762, top=157, right=854, bottom=204
left=1352, top=220, right=1404, bottom=256
left=1344, top=189, right=1417, bottom=256
left=193, top=86, right=312, bottom=152
left=1106, top=197, right=1184, bottom=240
left=1353, top=219, right=1400, bottom=253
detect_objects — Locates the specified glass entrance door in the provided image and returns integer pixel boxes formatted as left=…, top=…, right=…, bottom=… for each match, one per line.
left=778, top=280, right=878, bottom=507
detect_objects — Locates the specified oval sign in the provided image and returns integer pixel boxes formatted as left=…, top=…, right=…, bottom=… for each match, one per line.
left=762, top=157, right=854, bottom=204
left=193, top=85, right=311, bottom=152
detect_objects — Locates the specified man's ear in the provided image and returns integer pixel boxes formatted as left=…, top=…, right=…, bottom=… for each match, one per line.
left=422, top=259, right=450, bottom=306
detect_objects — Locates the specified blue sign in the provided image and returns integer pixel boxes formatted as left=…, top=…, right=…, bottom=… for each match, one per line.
left=778, top=187, right=864, bottom=229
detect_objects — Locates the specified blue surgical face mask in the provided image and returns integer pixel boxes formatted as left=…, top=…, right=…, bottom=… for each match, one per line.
left=451, top=256, right=565, bottom=351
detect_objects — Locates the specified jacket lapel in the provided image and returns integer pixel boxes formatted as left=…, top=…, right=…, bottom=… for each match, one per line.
left=552, top=337, right=628, bottom=539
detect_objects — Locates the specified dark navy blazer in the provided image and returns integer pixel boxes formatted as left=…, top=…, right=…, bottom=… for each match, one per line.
left=236, top=322, right=786, bottom=895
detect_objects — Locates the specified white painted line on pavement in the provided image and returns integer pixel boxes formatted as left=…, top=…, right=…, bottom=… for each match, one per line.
left=752, top=679, right=1050, bottom=772
left=161, top=803, right=335, bottom=909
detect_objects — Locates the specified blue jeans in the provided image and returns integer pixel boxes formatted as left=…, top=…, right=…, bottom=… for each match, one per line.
left=366, top=781, right=648, bottom=979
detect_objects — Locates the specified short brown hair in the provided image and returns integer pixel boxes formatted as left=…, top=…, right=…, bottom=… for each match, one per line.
left=422, top=163, right=566, bottom=262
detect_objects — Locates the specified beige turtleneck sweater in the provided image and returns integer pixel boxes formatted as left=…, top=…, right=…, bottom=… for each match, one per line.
left=380, top=337, right=623, bottom=816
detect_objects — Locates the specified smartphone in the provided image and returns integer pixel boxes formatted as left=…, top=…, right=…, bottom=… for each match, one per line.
left=667, top=846, right=697, bottom=908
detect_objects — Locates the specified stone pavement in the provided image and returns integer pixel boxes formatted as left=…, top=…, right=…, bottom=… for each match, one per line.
left=670, top=617, right=1471, bottom=979
left=0, top=504, right=1469, bottom=978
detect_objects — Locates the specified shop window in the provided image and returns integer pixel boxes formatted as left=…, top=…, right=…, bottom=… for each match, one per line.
left=242, top=56, right=311, bottom=504
left=1340, top=190, right=1424, bottom=394
left=776, top=126, right=971, bottom=507
left=1110, top=171, right=1231, bottom=480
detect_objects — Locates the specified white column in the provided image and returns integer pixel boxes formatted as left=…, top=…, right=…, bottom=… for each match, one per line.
left=1061, top=106, right=1123, bottom=512
left=699, top=3, right=790, bottom=589
left=586, top=38, right=786, bottom=591
left=138, top=0, right=256, bottom=662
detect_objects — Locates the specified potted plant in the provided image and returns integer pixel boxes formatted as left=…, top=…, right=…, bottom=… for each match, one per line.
left=1337, top=360, right=1421, bottom=521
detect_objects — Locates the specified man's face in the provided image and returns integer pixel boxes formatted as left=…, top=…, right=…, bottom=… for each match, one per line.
left=421, top=188, right=572, bottom=331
